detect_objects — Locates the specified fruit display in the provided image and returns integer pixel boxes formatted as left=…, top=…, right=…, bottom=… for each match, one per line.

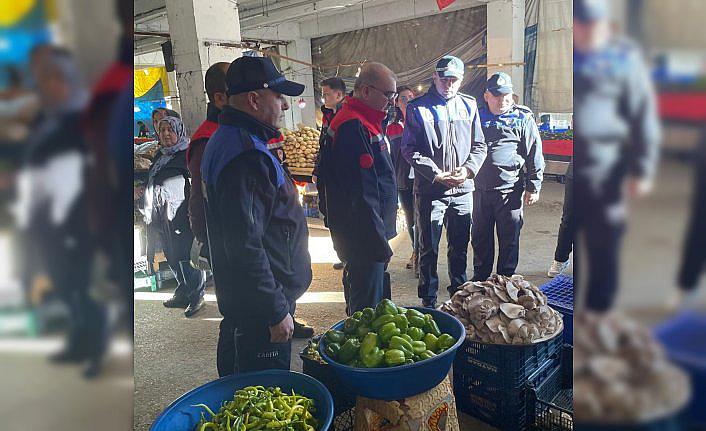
left=321, top=299, right=457, bottom=368
left=282, top=127, right=320, bottom=170
left=193, top=386, right=319, bottom=431
left=438, top=274, right=563, bottom=345
left=540, top=130, right=573, bottom=140
left=573, top=312, right=690, bottom=424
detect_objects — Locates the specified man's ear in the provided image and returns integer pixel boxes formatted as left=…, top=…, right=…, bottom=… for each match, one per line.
left=247, top=91, right=259, bottom=111
left=214, top=92, right=228, bottom=107
left=483, top=90, right=490, bottom=104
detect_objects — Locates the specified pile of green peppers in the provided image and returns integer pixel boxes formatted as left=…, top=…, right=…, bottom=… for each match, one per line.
left=193, top=386, right=319, bottom=431
left=323, top=299, right=457, bottom=368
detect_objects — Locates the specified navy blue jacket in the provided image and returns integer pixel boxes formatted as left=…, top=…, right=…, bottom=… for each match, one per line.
left=401, top=86, right=487, bottom=197
left=476, top=104, right=545, bottom=192
left=201, top=107, right=312, bottom=326
left=574, top=38, right=660, bottom=195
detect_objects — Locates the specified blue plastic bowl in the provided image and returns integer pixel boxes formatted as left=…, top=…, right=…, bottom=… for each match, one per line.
left=319, top=307, right=466, bottom=400
left=150, top=370, right=334, bottom=431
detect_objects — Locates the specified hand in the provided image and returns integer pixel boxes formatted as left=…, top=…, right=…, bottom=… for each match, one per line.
left=523, top=191, right=540, bottom=206
left=626, top=177, right=653, bottom=199
left=312, top=175, right=318, bottom=184
left=134, top=186, right=145, bottom=201
left=269, top=313, right=294, bottom=343
left=447, top=167, right=469, bottom=185
left=433, top=172, right=453, bottom=187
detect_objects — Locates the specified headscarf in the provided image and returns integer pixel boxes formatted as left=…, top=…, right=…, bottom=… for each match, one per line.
left=149, top=115, right=190, bottom=180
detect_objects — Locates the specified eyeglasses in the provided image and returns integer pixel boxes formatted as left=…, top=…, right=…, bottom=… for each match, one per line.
left=367, top=84, right=398, bottom=101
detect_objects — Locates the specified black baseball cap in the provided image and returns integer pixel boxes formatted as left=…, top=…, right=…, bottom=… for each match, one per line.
left=435, top=55, right=464, bottom=79
left=574, top=0, right=608, bottom=22
left=226, top=56, right=305, bottom=97
left=486, top=72, right=513, bottom=96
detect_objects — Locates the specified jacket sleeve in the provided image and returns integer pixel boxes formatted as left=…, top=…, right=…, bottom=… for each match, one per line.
left=460, top=104, right=487, bottom=178
left=625, top=48, right=660, bottom=181
left=187, top=139, right=208, bottom=243
left=333, top=120, right=392, bottom=261
left=401, top=105, right=443, bottom=181
left=215, top=151, right=289, bottom=327
left=523, top=117, right=545, bottom=193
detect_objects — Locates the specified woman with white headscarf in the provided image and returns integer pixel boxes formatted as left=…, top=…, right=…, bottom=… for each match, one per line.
left=145, top=116, right=205, bottom=317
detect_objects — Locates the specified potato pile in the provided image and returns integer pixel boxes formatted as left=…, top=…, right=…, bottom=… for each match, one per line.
left=283, top=127, right=320, bottom=170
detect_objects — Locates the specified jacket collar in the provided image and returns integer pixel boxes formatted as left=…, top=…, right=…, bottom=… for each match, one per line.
left=342, top=96, right=387, bottom=135
left=206, top=103, right=221, bottom=123
left=218, top=105, right=280, bottom=142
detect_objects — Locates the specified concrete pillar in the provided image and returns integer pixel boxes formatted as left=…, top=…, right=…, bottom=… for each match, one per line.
left=486, top=0, right=525, bottom=102
left=165, top=0, right=242, bottom=133
left=281, top=39, right=317, bottom=130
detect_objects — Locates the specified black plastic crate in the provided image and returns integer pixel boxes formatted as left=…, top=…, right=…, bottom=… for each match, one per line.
left=454, top=333, right=563, bottom=390
left=454, top=353, right=560, bottom=431
left=299, top=344, right=356, bottom=431
left=530, top=345, right=573, bottom=431
left=540, top=275, right=573, bottom=345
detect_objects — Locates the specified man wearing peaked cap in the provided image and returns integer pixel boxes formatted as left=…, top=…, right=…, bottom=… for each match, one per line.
left=472, top=72, right=545, bottom=282
left=200, top=56, right=312, bottom=375
left=401, top=55, right=488, bottom=309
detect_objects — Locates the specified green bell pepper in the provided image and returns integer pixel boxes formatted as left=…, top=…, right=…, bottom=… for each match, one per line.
left=393, top=314, right=409, bottom=333
left=371, top=314, right=395, bottom=331
left=361, top=307, right=376, bottom=324
left=411, top=340, right=427, bottom=355
left=408, top=315, right=426, bottom=329
left=437, top=334, right=455, bottom=351
left=361, top=346, right=384, bottom=368
left=338, top=338, right=361, bottom=364
left=343, top=316, right=361, bottom=334
left=424, top=316, right=442, bottom=337
left=384, top=349, right=406, bottom=367
left=407, top=327, right=425, bottom=341
left=325, top=330, right=346, bottom=345
left=360, top=332, right=378, bottom=354
left=389, top=336, right=414, bottom=358
left=378, top=322, right=401, bottom=344
left=356, top=325, right=371, bottom=340
left=424, top=333, right=439, bottom=352
left=399, top=333, right=413, bottom=344
left=325, top=343, right=341, bottom=359
left=418, top=350, right=436, bottom=361
left=397, top=306, right=408, bottom=315
left=347, top=358, right=363, bottom=368
left=406, top=308, right=425, bottom=319
left=375, top=299, right=399, bottom=317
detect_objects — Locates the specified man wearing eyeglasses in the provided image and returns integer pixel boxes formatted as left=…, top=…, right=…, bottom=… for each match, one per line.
left=401, top=55, right=487, bottom=309
left=320, top=62, right=398, bottom=315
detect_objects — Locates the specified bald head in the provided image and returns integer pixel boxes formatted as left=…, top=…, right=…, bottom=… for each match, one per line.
left=353, top=62, right=397, bottom=112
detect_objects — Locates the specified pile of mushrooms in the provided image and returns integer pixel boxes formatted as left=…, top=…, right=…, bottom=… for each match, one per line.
left=574, top=312, right=691, bottom=424
left=438, top=274, right=563, bottom=345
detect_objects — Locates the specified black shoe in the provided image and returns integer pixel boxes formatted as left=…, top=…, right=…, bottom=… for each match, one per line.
left=422, top=300, right=436, bottom=309
left=163, top=296, right=189, bottom=309
left=333, top=262, right=345, bottom=270
left=293, top=319, right=315, bottom=339
left=83, top=356, right=104, bottom=379
left=184, top=298, right=206, bottom=317
left=49, top=348, right=88, bottom=364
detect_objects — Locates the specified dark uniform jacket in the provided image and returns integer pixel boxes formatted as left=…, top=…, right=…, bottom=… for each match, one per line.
left=201, top=106, right=312, bottom=326
left=401, top=86, right=487, bottom=198
left=320, top=96, right=397, bottom=263
left=476, top=104, right=545, bottom=193
left=387, top=119, right=414, bottom=190
left=574, top=38, right=660, bottom=196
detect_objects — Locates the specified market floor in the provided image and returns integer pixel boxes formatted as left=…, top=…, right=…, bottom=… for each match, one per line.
left=134, top=159, right=704, bottom=431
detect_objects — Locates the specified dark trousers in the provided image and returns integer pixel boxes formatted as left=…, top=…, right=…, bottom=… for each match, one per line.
left=217, top=303, right=295, bottom=377
left=554, top=175, right=574, bottom=262
left=342, top=258, right=391, bottom=316
left=677, top=159, right=706, bottom=291
left=159, top=227, right=205, bottom=305
left=471, top=189, right=524, bottom=281
left=38, top=226, right=108, bottom=359
left=416, top=193, right=472, bottom=304
left=575, top=182, right=625, bottom=312
left=398, top=188, right=418, bottom=252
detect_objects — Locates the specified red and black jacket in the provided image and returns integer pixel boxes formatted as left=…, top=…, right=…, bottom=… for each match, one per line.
left=320, top=96, right=397, bottom=262
left=186, top=103, right=220, bottom=243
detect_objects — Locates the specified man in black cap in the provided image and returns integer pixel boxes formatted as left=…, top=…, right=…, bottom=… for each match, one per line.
left=472, top=72, right=544, bottom=281
left=573, top=0, right=660, bottom=312
left=401, top=55, right=487, bottom=308
left=200, top=56, right=312, bottom=375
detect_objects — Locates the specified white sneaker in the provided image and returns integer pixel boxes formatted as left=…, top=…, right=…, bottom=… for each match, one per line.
left=548, top=260, right=570, bottom=277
